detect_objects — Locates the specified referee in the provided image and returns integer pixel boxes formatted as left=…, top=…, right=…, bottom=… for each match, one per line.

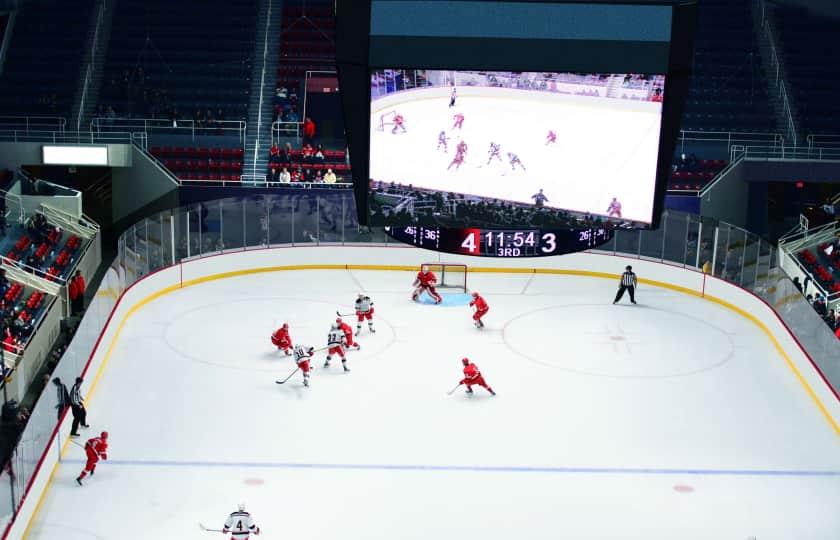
left=613, top=265, right=638, bottom=305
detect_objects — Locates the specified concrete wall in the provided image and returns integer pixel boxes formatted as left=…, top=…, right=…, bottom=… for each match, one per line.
left=111, top=146, right=179, bottom=224
left=700, top=162, right=749, bottom=228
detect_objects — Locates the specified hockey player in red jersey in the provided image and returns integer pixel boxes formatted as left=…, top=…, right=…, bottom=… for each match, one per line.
left=412, top=266, right=442, bottom=304
left=459, top=358, right=495, bottom=395
left=325, top=324, right=350, bottom=372
left=391, top=113, right=406, bottom=134
left=452, top=113, right=464, bottom=130
left=470, top=291, right=489, bottom=328
left=270, top=323, right=293, bottom=355
left=447, top=150, right=465, bottom=171
left=606, top=197, right=622, bottom=218
left=76, top=431, right=108, bottom=485
left=545, top=129, right=557, bottom=145
left=456, top=140, right=468, bottom=156
left=337, top=317, right=360, bottom=350
left=355, top=293, right=375, bottom=335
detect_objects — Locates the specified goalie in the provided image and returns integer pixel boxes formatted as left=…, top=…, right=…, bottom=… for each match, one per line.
left=412, top=265, right=442, bottom=304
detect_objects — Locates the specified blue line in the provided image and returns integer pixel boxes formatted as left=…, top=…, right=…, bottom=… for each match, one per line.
left=59, top=459, right=840, bottom=477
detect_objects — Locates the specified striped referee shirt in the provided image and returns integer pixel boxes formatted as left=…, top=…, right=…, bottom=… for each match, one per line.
left=620, top=271, right=637, bottom=287
left=70, top=382, right=84, bottom=407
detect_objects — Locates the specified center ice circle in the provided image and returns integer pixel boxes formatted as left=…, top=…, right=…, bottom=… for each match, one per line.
left=503, top=304, right=734, bottom=378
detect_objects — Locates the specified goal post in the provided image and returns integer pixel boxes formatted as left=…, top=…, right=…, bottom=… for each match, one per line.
left=375, top=110, right=399, bottom=131
left=421, top=263, right=467, bottom=292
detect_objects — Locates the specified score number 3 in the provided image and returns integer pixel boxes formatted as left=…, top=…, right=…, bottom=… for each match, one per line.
left=541, top=233, right=556, bottom=254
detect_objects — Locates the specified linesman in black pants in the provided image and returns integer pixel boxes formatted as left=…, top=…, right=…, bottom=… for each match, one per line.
left=613, top=265, right=638, bottom=305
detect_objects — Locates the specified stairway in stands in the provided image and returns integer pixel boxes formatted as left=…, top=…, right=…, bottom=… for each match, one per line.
left=71, top=0, right=116, bottom=131
left=244, top=0, right=284, bottom=183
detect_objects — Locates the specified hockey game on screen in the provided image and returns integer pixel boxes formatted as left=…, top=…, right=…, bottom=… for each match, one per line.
left=369, top=69, right=666, bottom=225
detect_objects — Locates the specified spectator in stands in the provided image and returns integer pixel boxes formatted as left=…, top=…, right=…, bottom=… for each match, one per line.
left=314, top=146, right=325, bottom=161
left=324, top=169, right=337, bottom=184
left=651, top=87, right=663, bottom=102
left=0, top=269, right=7, bottom=294
left=303, top=117, right=316, bottom=146
left=283, top=143, right=293, bottom=166
left=287, top=108, right=299, bottom=123
left=825, top=309, right=837, bottom=331
left=813, top=293, right=828, bottom=318
left=52, top=377, right=70, bottom=421
left=302, top=144, right=314, bottom=163
left=792, top=276, right=802, bottom=293
left=291, top=167, right=302, bottom=183
left=803, top=275, right=812, bottom=294
left=69, top=270, right=86, bottom=316
left=276, top=85, right=288, bottom=100
left=314, top=170, right=323, bottom=183
left=279, top=168, right=291, bottom=183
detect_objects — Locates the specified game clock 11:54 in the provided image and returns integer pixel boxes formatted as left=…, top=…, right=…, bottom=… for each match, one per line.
left=385, top=227, right=613, bottom=257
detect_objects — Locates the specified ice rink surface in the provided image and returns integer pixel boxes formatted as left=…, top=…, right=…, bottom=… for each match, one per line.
left=29, top=269, right=840, bottom=540
left=370, top=89, right=661, bottom=223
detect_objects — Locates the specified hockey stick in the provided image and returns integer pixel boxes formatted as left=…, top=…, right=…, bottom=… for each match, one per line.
left=69, top=439, right=85, bottom=449
left=336, top=310, right=354, bottom=317
left=446, top=383, right=463, bottom=395
left=198, top=523, right=224, bottom=533
left=275, top=367, right=300, bottom=384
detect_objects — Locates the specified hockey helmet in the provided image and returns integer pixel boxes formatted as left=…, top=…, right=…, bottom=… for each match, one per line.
left=336, top=317, right=342, bottom=324
left=238, top=503, right=246, bottom=512
left=462, top=358, right=470, bottom=366
left=471, top=291, right=479, bottom=297
left=282, top=322, right=288, bottom=329
left=331, top=323, right=339, bottom=330
left=100, top=431, right=109, bottom=439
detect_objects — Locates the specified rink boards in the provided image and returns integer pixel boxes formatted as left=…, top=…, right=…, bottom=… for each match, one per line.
left=10, top=246, right=840, bottom=538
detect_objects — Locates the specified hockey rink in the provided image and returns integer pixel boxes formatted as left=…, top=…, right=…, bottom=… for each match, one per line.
left=370, top=89, right=662, bottom=223
left=27, top=267, right=840, bottom=540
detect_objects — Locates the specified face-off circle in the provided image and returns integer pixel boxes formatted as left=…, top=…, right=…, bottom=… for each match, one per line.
left=503, top=304, right=735, bottom=378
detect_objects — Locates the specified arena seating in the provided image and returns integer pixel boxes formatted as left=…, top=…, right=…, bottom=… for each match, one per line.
left=0, top=0, right=95, bottom=117
left=772, top=5, right=840, bottom=135
left=274, top=1, right=335, bottom=124
left=97, top=0, right=256, bottom=121
left=2, top=214, right=84, bottom=281
left=679, top=0, right=775, bottom=133
left=267, top=143, right=351, bottom=182
left=150, top=146, right=245, bottom=182
left=668, top=158, right=729, bottom=191
left=797, top=246, right=840, bottom=295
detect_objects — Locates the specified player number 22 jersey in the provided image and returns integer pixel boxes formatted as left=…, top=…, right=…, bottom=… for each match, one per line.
left=328, top=329, right=344, bottom=347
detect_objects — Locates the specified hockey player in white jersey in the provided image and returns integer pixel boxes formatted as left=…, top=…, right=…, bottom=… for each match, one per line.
left=294, top=344, right=315, bottom=387
left=325, top=323, right=349, bottom=372
left=223, top=503, right=260, bottom=539
left=354, top=293, right=375, bottom=336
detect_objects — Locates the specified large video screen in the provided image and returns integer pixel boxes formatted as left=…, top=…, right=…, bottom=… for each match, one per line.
left=369, top=69, right=666, bottom=228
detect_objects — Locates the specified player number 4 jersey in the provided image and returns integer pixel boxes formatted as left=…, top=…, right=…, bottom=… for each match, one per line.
left=225, top=511, right=258, bottom=536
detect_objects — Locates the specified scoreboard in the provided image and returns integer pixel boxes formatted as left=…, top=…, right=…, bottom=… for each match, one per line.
left=385, top=227, right=612, bottom=258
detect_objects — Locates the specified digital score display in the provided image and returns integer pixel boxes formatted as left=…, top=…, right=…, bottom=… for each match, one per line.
left=385, top=227, right=612, bottom=257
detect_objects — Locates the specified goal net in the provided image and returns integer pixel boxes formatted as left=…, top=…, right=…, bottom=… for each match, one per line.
left=421, top=263, right=467, bottom=292
left=376, top=110, right=399, bottom=131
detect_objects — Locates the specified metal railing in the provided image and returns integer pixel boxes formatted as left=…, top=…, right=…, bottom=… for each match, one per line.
left=675, top=130, right=783, bottom=153
left=0, top=117, right=66, bottom=133
left=0, top=129, right=135, bottom=144
left=734, top=144, right=840, bottom=161
left=90, top=118, right=246, bottom=143
left=76, top=0, right=107, bottom=131
left=756, top=0, right=798, bottom=146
